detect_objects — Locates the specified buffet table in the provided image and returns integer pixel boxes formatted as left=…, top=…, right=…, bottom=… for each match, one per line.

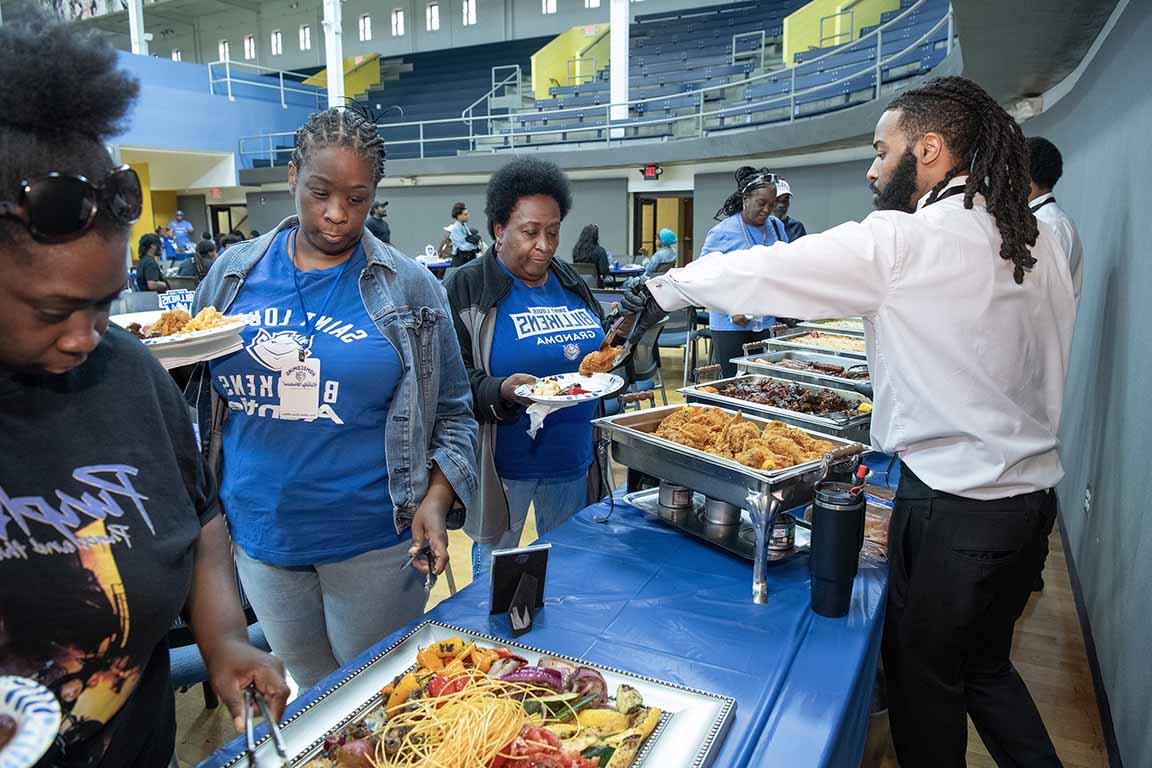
left=200, top=495, right=887, bottom=768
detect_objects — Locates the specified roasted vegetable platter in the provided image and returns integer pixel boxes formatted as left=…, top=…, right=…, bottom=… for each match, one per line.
left=225, top=621, right=735, bottom=768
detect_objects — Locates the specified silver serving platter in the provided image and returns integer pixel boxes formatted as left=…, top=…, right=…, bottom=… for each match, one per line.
left=796, top=319, right=866, bottom=337
left=765, top=330, right=868, bottom=360
left=732, top=350, right=871, bottom=390
left=226, top=621, right=736, bottom=768
left=679, top=374, right=871, bottom=445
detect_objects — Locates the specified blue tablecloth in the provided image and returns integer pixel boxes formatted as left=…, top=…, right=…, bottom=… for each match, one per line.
left=200, top=497, right=887, bottom=768
left=610, top=264, right=645, bottom=275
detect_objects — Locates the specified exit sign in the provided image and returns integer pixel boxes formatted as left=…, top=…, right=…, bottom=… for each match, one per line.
left=640, top=164, right=663, bottom=180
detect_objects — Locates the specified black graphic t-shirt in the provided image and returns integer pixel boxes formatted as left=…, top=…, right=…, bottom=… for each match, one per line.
left=0, top=327, right=218, bottom=768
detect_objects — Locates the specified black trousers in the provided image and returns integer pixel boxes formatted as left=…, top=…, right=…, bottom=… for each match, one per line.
left=710, top=328, right=772, bottom=378
left=883, top=464, right=1062, bottom=767
left=451, top=249, right=477, bottom=268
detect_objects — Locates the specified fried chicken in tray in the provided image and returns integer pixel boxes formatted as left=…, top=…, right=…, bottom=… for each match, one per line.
left=653, top=406, right=835, bottom=471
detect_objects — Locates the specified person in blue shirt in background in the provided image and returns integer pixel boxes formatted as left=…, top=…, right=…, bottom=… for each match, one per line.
left=643, top=228, right=679, bottom=275
left=195, top=107, right=478, bottom=690
left=168, top=210, right=195, bottom=251
left=445, top=158, right=609, bottom=583
left=700, top=166, right=788, bottom=377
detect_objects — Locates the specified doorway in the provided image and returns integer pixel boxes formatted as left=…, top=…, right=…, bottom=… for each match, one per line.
left=210, top=205, right=250, bottom=237
left=633, top=194, right=693, bottom=264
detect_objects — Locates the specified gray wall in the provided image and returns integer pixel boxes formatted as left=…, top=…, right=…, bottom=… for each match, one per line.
left=1023, top=3, right=1152, bottom=765
left=245, top=177, right=627, bottom=260
left=137, top=0, right=741, bottom=69
left=693, top=161, right=876, bottom=255
left=177, top=194, right=210, bottom=238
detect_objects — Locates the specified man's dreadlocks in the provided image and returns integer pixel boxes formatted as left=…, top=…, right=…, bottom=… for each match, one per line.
left=888, top=76, right=1038, bottom=284
left=292, top=106, right=386, bottom=183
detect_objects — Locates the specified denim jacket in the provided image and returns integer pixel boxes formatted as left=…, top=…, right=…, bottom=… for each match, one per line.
left=194, top=217, right=478, bottom=532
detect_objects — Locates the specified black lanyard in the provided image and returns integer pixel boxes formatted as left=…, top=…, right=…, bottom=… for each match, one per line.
left=924, top=184, right=968, bottom=207
left=1030, top=196, right=1056, bottom=213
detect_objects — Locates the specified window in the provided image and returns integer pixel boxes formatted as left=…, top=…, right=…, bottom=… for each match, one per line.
left=359, top=13, right=372, bottom=41
left=218, top=39, right=230, bottom=61
left=426, top=2, right=440, bottom=31
left=542, top=0, right=556, bottom=13
left=171, top=48, right=182, bottom=61
left=299, top=24, right=312, bottom=51
left=243, top=34, right=256, bottom=60
left=462, top=0, right=476, bottom=26
left=270, top=29, right=283, bottom=56
left=584, top=0, right=600, bottom=7
left=390, top=9, right=404, bottom=36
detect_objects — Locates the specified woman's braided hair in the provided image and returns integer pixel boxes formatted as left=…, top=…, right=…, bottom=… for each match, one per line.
left=888, top=76, right=1038, bottom=284
left=715, top=166, right=777, bottom=221
left=291, top=105, right=386, bottom=183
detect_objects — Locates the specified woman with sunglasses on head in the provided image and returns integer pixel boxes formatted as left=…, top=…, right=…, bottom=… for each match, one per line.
left=702, top=166, right=788, bottom=377
left=194, top=107, right=478, bottom=691
left=0, top=7, right=288, bottom=767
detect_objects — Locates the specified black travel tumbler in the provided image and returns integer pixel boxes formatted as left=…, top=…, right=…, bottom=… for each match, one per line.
left=809, top=479, right=866, bottom=618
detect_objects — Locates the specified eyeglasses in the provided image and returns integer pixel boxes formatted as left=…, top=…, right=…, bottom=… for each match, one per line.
left=0, top=165, right=143, bottom=243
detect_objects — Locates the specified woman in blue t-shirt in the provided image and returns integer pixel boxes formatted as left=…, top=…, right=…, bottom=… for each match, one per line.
left=445, top=159, right=608, bottom=581
left=196, top=108, right=479, bottom=689
left=701, top=166, right=788, bottom=377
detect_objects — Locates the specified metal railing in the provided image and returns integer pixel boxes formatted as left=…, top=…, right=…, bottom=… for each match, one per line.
left=819, top=8, right=855, bottom=48
left=731, top=30, right=767, bottom=69
left=239, top=1, right=953, bottom=166
left=208, top=59, right=325, bottom=109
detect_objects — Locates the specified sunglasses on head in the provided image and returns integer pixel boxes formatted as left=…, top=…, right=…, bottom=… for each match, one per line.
left=0, top=165, right=143, bottom=243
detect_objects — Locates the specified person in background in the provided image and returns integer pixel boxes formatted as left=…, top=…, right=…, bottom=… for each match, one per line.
left=0, top=8, right=288, bottom=766
left=449, top=201, right=480, bottom=267
left=445, top=158, right=606, bottom=583
left=195, top=107, right=478, bottom=690
left=571, top=223, right=610, bottom=287
left=220, top=233, right=244, bottom=252
left=700, top=166, right=788, bottom=377
left=772, top=179, right=808, bottom=241
left=1027, top=137, right=1082, bottom=302
left=178, top=238, right=217, bottom=283
left=168, top=209, right=194, bottom=251
left=644, top=228, right=678, bottom=275
left=135, top=233, right=168, bottom=292
left=202, top=230, right=213, bottom=241
left=366, top=200, right=391, bottom=244
left=155, top=225, right=179, bottom=260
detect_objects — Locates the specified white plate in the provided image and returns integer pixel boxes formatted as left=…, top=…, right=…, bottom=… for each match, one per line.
left=110, top=311, right=249, bottom=347
left=0, top=677, right=61, bottom=768
left=516, top=372, right=625, bottom=404
left=226, top=621, right=735, bottom=768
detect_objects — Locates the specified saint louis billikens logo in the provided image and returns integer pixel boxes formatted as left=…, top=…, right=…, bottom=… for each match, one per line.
left=563, top=343, right=581, bottom=361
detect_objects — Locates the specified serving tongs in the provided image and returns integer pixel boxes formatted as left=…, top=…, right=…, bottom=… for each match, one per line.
left=244, top=685, right=288, bottom=767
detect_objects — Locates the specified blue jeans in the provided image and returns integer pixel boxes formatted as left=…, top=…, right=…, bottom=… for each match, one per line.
left=471, top=474, right=588, bottom=584
left=234, top=540, right=426, bottom=690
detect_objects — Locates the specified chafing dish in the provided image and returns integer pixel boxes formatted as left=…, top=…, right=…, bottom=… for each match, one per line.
left=594, top=405, right=864, bottom=604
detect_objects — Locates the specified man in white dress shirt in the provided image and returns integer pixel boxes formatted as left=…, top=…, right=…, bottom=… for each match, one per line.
left=618, top=77, right=1070, bottom=767
left=1028, top=137, right=1084, bottom=302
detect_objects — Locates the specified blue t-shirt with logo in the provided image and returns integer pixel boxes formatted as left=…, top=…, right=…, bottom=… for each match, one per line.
left=209, top=229, right=405, bottom=566
left=169, top=219, right=195, bottom=250
left=489, top=260, right=606, bottom=480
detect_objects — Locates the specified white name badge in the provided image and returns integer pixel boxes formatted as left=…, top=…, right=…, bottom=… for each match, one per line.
left=278, top=357, right=321, bottom=420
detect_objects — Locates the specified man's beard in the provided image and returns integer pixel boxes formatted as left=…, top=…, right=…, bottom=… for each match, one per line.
left=871, top=149, right=919, bottom=213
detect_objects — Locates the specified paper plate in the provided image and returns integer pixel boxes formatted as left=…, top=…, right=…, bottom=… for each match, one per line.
left=0, top=677, right=61, bottom=768
left=515, top=372, right=625, bottom=404
left=110, top=311, right=249, bottom=347
left=110, top=311, right=251, bottom=369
